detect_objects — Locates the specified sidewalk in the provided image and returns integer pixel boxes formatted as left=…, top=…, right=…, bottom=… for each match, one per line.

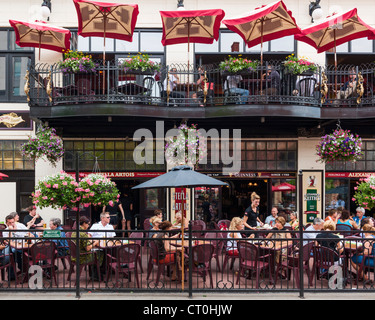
left=1, top=291, right=374, bottom=300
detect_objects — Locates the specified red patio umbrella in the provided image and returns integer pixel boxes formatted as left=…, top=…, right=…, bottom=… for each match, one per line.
left=9, top=20, right=71, bottom=60
left=272, top=182, right=296, bottom=192
left=222, top=1, right=301, bottom=93
left=0, top=173, right=8, bottom=180
left=73, top=0, right=139, bottom=63
left=160, top=8, right=225, bottom=98
left=294, top=8, right=375, bottom=93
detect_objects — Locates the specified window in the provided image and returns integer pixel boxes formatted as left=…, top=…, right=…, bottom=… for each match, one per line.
left=75, top=29, right=164, bottom=54
left=64, top=140, right=166, bottom=172
left=0, top=30, right=33, bottom=102
left=195, top=30, right=296, bottom=54
left=0, top=140, right=34, bottom=170
left=198, top=139, right=297, bottom=172
left=326, top=140, right=375, bottom=171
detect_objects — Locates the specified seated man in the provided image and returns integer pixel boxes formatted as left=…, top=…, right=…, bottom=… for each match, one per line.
left=224, top=75, right=249, bottom=104
left=336, top=69, right=357, bottom=99
left=161, top=68, right=185, bottom=105
left=89, top=212, right=116, bottom=240
left=23, top=205, right=45, bottom=230
left=262, top=66, right=280, bottom=95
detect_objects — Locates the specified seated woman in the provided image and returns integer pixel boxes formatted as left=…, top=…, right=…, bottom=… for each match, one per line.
left=172, top=211, right=189, bottom=230
left=289, top=211, right=299, bottom=231
left=351, top=224, right=375, bottom=281
left=336, top=209, right=359, bottom=230
left=71, top=216, right=104, bottom=281
left=265, top=217, right=292, bottom=263
left=148, top=216, right=162, bottom=239
left=315, top=220, right=344, bottom=262
left=153, top=221, right=182, bottom=281
left=226, top=217, right=254, bottom=257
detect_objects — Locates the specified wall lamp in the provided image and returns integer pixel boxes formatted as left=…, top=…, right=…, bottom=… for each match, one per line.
left=309, top=0, right=323, bottom=23
left=177, top=0, right=184, bottom=10
left=41, top=0, right=51, bottom=21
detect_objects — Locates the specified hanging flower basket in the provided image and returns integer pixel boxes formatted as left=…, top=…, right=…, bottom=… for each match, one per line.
left=165, top=123, right=207, bottom=169
left=353, top=175, right=375, bottom=210
left=32, top=171, right=79, bottom=210
left=32, top=172, right=120, bottom=211
left=316, top=128, right=363, bottom=163
left=78, top=173, right=120, bottom=208
left=21, top=125, right=64, bottom=167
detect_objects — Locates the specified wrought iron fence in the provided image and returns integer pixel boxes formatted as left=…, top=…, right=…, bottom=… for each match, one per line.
left=0, top=223, right=374, bottom=297
left=25, top=60, right=375, bottom=108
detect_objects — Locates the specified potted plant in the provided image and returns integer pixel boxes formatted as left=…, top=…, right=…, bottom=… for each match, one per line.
left=58, top=50, right=98, bottom=74
left=219, top=55, right=259, bottom=75
left=353, top=175, right=375, bottom=210
left=283, top=54, right=318, bottom=75
left=32, top=171, right=79, bottom=210
left=165, top=123, right=207, bottom=169
left=21, top=125, right=64, bottom=167
left=119, top=53, right=161, bottom=75
left=78, top=173, right=120, bottom=208
left=316, top=128, right=364, bottom=163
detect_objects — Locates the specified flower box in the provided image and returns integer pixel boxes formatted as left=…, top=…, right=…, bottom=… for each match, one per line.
left=219, top=55, right=259, bottom=74
left=283, top=54, right=318, bottom=75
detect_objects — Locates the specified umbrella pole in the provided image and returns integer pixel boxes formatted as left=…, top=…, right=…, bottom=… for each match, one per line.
left=102, top=15, right=107, bottom=95
left=260, top=19, right=264, bottom=96
left=334, top=30, right=338, bottom=96
left=187, top=19, right=191, bottom=103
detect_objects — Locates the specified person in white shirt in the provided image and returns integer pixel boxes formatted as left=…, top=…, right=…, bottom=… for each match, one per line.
left=265, top=207, right=278, bottom=226
left=161, top=68, right=184, bottom=105
left=89, top=212, right=116, bottom=239
left=303, top=218, right=324, bottom=246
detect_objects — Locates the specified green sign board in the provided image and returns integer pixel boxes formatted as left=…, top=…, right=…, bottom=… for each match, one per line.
left=42, top=230, right=61, bottom=238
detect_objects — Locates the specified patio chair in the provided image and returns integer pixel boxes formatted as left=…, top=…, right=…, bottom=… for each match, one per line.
left=129, top=232, right=144, bottom=272
left=139, top=76, right=155, bottom=104
left=236, top=241, right=271, bottom=288
left=204, top=232, right=225, bottom=271
left=147, top=240, right=180, bottom=286
left=296, top=77, right=317, bottom=97
left=106, top=243, right=141, bottom=288
left=24, top=241, right=58, bottom=286
left=311, top=245, right=341, bottom=283
left=66, top=239, right=101, bottom=285
left=190, top=243, right=215, bottom=288
left=0, top=250, right=18, bottom=284
left=274, top=242, right=314, bottom=288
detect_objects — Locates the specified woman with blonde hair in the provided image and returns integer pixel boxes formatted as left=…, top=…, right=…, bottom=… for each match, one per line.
left=243, top=192, right=264, bottom=231
left=226, top=217, right=254, bottom=256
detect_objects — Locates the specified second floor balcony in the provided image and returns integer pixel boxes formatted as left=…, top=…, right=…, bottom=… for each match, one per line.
left=26, top=60, right=375, bottom=120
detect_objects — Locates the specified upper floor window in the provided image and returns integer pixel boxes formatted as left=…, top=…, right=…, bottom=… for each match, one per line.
left=75, top=29, right=164, bottom=53
left=0, top=30, right=33, bottom=102
left=0, top=140, right=34, bottom=170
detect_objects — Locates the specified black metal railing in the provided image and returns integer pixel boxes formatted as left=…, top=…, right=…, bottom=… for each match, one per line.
left=26, top=60, right=375, bottom=109
left=0, top=223, right=374, bottom=297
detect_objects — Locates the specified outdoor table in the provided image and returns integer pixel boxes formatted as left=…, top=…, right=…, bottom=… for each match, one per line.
left=117, top=83, right=149, bottom=95
left=342, top=239, right=363, bottom=285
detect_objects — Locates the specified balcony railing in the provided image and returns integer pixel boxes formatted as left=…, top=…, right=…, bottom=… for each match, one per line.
left=26, top=60, right=375, bottom=109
